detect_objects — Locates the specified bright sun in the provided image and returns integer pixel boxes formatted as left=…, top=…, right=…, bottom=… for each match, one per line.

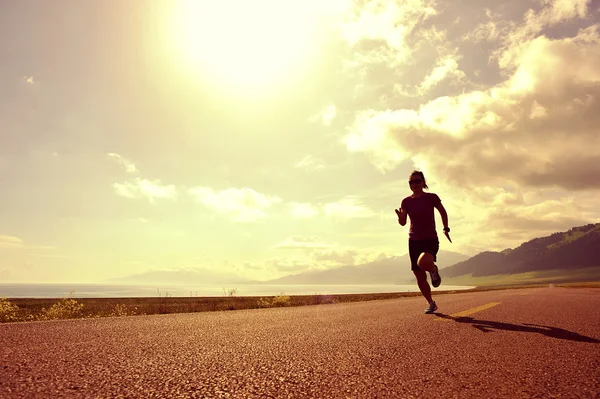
left=172, top=0, right=336, bottom=91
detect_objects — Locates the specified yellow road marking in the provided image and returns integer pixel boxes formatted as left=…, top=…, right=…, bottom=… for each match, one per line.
left=435, top=302, right=501, bottom=321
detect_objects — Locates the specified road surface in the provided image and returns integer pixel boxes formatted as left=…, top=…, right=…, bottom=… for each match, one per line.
left=1, top=286, right=599, bottom=398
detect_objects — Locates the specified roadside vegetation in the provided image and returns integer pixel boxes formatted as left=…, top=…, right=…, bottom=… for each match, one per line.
left=443, top=267, right=600, bottom=287
left=1, top=282, right=598, bottom=324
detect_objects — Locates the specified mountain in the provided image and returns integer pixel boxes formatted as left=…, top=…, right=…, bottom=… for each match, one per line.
left=106, top=268, right=255, bottom=286
left=443, top=223, right=600, bottom=279
left=105, top=223, right=600, bottom=288
left=263, top=250, right=470, bottom=285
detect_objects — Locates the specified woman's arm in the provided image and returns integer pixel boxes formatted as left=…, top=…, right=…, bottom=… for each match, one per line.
left=434, top=202, right=449, bottom=230
left=395, top=208, right=408, bottom=226
left=435, top=202, right=452, bottom=242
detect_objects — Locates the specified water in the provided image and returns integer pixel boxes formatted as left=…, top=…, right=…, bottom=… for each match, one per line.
left=0, top=283, right=475, bottom=298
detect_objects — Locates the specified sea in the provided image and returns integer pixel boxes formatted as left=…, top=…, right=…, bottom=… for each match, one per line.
left=0, top=283, right=475, bottom=298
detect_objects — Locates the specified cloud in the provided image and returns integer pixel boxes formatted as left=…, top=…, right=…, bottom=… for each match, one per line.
left=338, top=0, right=437, bottom=68
left=27, top=253, right=75, bottom=259
left=466, top=0, right=590, bottom=47
left=219, top=243, right=392, bottom=277
left=311, top=248, right=357, bottom=266
left=491, top=0, right=592, bottom=66
left=518, top=0, right=589, bottom=34
left=488, top=199, right=591, bottom=233
left=433, top=183, right=600, bottom=254
left=345, top=26, right=600, bottom=191
left=0, top=236, right=62, bottom=254
left=395, top=27, right=468, bottom=97
left=189, top=187, right=281, bottom=222
left=288, top=202, right=319, bottom=218
left=294, top=155, right=327, bottom=171
left=114, top=178, right=177, bottom=203
left=343, top=110, right=408, bottom=172
left=463, top=19, right=514, bottom=43
left=287, top=197, right=378, bottom=221
left=334, top=1, right=600, bottom=253
left=266, top=236, right=391, bottom=274
left=529, top=100, right=548, bottom=119
left=323, top=197, right=376, bottom=219
left=309, top=103, right=337, bottom=126
left=307, top=248, right=389, bottom=268
left=109, top=153, right=177, bottom=204
left=0, top=235, right=24, bottom=248
left=107, top=153, right=139, bottom=174
left=417, top=54, right=466, bottom=93
left=171, top=256, right=242, bottom=275
left=274, top=236, right=330, bottom=250
left=264, top=258, right=311, bottom=273
left=308, top=246, right=390, bottom=269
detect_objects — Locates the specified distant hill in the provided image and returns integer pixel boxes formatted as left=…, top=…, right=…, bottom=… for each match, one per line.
left=443, top=223, right=600, bottom=279
left=105, top=223, right=600, bottom=288
left=263, top=250, right=470, bottom=285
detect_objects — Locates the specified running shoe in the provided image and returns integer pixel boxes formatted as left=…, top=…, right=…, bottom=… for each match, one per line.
left=424, top=301, right=438, bottom=314
left=430, top=266, right=442, bottom=288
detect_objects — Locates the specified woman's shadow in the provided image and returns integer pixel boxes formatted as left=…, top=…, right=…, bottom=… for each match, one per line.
left=434, top=313, right=599, bottom=343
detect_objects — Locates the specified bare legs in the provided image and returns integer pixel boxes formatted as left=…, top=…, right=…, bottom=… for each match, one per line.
left=416, top=252, right=437, bottom=273
left=413, top=252, right=438, bottom=303
left=413, top=269, right=432, bottom=303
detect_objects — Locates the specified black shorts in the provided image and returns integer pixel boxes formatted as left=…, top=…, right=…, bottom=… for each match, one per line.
left=408, top=238, right=439, bottom=271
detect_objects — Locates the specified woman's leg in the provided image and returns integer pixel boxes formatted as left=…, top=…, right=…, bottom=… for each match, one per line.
left=417, top=252, right=437, bottom=273
left=418, top=252, right=441, bottom=287
left=409, top=240, right=436, bottom=301
left=412, top=269, right=432, bottom=303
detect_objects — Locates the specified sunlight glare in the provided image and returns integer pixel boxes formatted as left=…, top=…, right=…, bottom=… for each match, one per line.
left=172, top=0, right=344, bottom=91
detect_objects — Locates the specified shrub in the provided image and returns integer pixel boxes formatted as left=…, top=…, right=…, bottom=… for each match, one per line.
left=108, top=304, right=133, bottom=317
left=257, top=297, right=271, bottom=308
left=0, top=297, right=19, bottom=323
left=39, top=298, right=84, bottom=321
left=271, top=294, right=291, bottom=307
left=222, top=287, right=238, bottom=297
left=257, top=294, right=292, bottom=308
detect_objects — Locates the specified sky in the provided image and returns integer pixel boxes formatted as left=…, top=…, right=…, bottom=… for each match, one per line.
left=1, top=0, right=600, bottom=283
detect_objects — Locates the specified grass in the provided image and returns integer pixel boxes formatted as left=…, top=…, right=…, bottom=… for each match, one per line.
left=442, top=266, right=600, bottom=287
left=1, top=279, right=599, bottom=324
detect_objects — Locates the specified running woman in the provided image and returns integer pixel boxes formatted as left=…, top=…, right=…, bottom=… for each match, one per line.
left=395, top=170, right=451, bottom=314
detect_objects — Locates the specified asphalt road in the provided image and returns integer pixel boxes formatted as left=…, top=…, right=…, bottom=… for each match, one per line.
left=1, top=286, right=599, bottom=398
